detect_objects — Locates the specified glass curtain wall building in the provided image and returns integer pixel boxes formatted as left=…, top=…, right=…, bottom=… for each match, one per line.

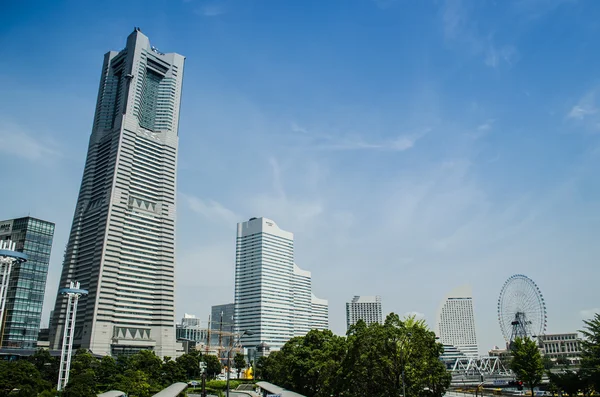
left=0, top=217, right=55, bottom=349
left=49, top=28, right=185, bottom=358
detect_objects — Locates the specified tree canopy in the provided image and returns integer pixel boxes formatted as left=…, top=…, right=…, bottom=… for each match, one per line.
left=580, top=313, right=600, bottom=393
left=511, top=337, right=545, bottom=396
left=258, top=313, right=451, bottom=397
left=0, top=347, right=224, bottom=396
left=233, top=353, right=246, bottom=378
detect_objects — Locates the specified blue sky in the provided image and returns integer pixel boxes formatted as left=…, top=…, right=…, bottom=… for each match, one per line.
left=1, top=0, right=599, bottom=352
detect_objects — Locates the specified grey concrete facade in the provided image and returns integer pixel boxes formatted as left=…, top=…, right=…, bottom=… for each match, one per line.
left=49, top=28, right=185, bottom=358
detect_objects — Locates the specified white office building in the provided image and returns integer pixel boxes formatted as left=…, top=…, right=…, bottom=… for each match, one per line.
left=49, top=28, right=184, bottom=358
left=311, top=294, right=329, bottom=331
left=346, top=296, right=383, bottom=330
left=234, top=217, right=328, bottom=351
left=538, top=333, right=582, bottom=365
left=437, top=285, right=479, bottom=358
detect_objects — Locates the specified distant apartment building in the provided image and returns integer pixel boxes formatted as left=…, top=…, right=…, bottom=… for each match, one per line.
left=437, top=285, right=479, bottom=357
left=176, top=314, right=207, bottom=344
left=346, top=296, right=383, bottom=330
left=538, top=333, right=582, bottom=365
left=0, top=217, right=55, bottom=349
left=234, top=217, right=329, bottom=352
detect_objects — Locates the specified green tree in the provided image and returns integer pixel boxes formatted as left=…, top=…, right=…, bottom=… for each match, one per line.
left=176, top=352, right=201, bottom=379
left=580, top=313, right=600, bottom=393
left=270, top=329, right=346, bottom=397
left=548, top=370, right=581, bottom=397
left=63, top=368, right=97, bottom=397
left=254, top=356, right=271, bottom=380
left=70, top=348, right=97, bottom=378
left=161, top=357, right=186, bottom=385
left=263, top=314, right=450, bottom=397
left=203, top=354, right=222, bottom=379
left=129, top=350, right=163, bottom=379
left=96, top=355, right=118, bottom=389
left=112, top=369, right=151, bottom=397
left=342, top=314, right=450, bottom=397
left=0, top=360, right=51, bottom=396
left=542, top=355, right=554, bottom=370
left=28, top=348, right=59, bottom=385
left=127, top=350, right=164, bottom=391
left=511, top=337, right=544, bottom=396
left=233, top=353, right=246, bottom=379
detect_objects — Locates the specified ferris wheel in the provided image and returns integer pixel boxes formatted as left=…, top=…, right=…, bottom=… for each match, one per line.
left=498, top=274, right=547, bottom=345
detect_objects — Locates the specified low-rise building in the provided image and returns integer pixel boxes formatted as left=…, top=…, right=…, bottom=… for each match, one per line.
left=538, top=333, right=582, bottom=365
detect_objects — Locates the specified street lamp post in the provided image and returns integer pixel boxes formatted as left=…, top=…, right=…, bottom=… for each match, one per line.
left=226, top=330, right=254, bottom=397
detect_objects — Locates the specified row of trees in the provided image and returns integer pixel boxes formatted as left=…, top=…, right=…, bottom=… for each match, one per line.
left=255, top=313, right=452, bottom=397
left=0, top=348, right=223, bottom=397
left=510, top=314, right=600, bottom=397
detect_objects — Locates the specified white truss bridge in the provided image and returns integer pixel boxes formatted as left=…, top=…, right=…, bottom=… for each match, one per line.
left=450, top=356, right=512, bottom=377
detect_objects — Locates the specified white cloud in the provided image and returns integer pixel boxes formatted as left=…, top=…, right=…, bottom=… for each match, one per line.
left=404, top=311, right=426, bottom=320
left=568, top=91, right=597, bottom=120
left=485, top=45, right=519, bottom=68
left=196, top=4, right=227, bottom=17
left=291, top=122, right=427, bottom=152
left=0, top=121, right=61, bottom=161
left=566, top=89, right=600, bottom=133
left=180, top=193, right=239, bottom=226
left=441, top=0, right=518, bottom=69
left=580, top=308, right=600, bottom=319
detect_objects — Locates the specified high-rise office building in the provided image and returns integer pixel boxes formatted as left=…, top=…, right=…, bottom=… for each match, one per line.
left=49, top=28, right=185, bottom=358
left=234, top=217, right=328, bottom=351
left=0, top=217, right=55, bottom=349
left=437, top=285, right=478, bottom=357
left=346, top=296, right=383, bottom=330
left=311, top=294, right=329, bottom=331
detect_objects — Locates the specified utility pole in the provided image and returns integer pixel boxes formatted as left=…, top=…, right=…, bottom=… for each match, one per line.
left=206, top=314, right=211, bottom=355
left=199, top=361, right=207, bottom=397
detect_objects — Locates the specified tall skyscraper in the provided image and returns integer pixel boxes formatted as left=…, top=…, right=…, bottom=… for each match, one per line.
left=346, top=295, right=383, bottom=330
left=0, top=217, right=55, bottom=349
left=437, top=285, right=479, bottom=357
left=49, top=28, right=185, bottom=358
left=234, top=217, right=328, bottom=351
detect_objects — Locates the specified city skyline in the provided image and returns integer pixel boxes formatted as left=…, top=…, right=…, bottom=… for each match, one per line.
left=48, top=29, right=184, bottom=358
left=2, top=0, right=599, bottom=353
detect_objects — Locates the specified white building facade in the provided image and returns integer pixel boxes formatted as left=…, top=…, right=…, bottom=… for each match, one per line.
left=437, top=285, right=479, bottom=358
left=234, top=217, right=328, bottom=351
left=346, top=296, right=383, bottom=330
left=49, top=28, right=184, bottom=358
left=538, top=333, right=582, bottom=365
